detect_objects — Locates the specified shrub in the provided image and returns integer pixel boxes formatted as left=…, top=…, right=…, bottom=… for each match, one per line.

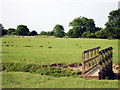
left=79, top=63, right=82, bottom=66
left=77, top=71, right=82, bottom=75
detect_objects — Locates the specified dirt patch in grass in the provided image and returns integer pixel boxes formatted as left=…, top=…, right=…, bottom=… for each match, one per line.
left=113, top=63, right=120, bottom=73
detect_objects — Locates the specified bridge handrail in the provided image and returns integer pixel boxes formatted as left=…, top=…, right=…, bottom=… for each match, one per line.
left=82, top=46, right=100, bottom=77
left=82, top=46, right=114, bottom=79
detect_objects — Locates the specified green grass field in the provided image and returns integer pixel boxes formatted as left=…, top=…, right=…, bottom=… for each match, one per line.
left=2, top=37, right=119, bottom=88
left=2, top=72, right=118, bottom=88
left=2, top=38, right=118, bottom=64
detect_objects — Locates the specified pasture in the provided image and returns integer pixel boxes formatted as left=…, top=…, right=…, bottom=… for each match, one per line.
left=2, top=37, right=119, bottom=88
left=2, top=37, right=118, bottom=64
left=2, top=72, right=118, bottom=88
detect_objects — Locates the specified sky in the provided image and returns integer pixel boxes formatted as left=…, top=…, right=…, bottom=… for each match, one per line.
left=1, top=0, right=119, bottom=33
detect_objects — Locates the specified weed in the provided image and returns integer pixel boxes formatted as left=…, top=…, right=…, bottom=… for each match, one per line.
left=48, top=46, right=52, bottom=48
left=3, top=41, right=6, bottom=43
left=6, top=45, right=9, bottom=46
left=2, top=63, right=82, bottom=78
left=79, top=46, right=82, bottom=48
left=40, top=46, right=43, bottom=47
left=24, top=45, right=31, bottom=47
left=79, top=63, right=82, bottom=66
left=76, top=44, right=78, bottom=46
left=77, top=71, right=82, bottom=75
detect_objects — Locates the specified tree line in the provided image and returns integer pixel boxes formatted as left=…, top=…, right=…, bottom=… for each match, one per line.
left=1, top=9, right=120, bottom=39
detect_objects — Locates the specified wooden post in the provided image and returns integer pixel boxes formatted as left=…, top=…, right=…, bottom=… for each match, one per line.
left=94, top=50, right=97, bottom=64
left=82, top=52, right=85, bottom=78
left=82, top=46, right=100, bottom=79
left=87, top=52, right=89, bottom=59
left=90, top=51, right=93, bottom=66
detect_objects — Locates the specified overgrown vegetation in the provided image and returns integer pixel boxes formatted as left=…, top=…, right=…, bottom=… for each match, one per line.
left=2, top=63, right=82, bottom=78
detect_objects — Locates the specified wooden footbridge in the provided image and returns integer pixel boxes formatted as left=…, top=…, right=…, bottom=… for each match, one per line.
left=82, top=46, right=114, bottom=79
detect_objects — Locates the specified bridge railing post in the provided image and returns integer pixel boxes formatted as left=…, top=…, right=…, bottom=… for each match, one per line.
left=82, top=52, right=85, bottom=78
left=82, top=46, right=100, bottom=78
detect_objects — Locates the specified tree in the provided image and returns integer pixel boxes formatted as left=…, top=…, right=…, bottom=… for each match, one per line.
left=66, top=29, right=74, bottom=38
left=0, top=23, right=8, bottom=36
left=47, top=31, right=54, bottom=36
left=53, top=24, right=65, bottom=38
left=29, top=30, right=38, bottom=36
left=40, top=31, right=47, bottom=35
left=2, top=29, right=8, bottom=36
left=11, top=32, right=17, bottom=35
left=16, top=25, right=29, bottom=36
left=105, top=9, right=120, bottom=39
left=89, top=33, right=96, bottom=38
left=95, top=29, right=108, bottom=39
left=7, top=28, right=16, bottom=35
left=67, top=28, right=81, bottom=38
left=68, top=16, right=96, bottom=38
left=81, top=31, right=90, bottom=38
left=95, top=27, right=102, bottom=32
left=0, top=23, right=3, bottom=36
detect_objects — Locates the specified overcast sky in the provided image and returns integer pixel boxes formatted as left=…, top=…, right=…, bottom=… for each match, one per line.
left=1, top=0, right=119, bottom=33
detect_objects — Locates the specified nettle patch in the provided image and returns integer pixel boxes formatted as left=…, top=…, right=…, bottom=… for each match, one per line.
left=2, top=63, right=82, bottom=78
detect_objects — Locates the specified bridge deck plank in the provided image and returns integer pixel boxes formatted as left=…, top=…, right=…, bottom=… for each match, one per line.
left=85, top=66, right=99, bottom=76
